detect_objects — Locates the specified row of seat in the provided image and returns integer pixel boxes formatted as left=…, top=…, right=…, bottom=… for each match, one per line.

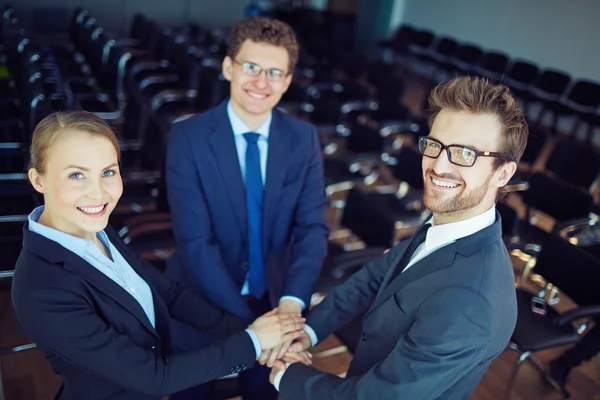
left=382, top=24, right=600, bottom=144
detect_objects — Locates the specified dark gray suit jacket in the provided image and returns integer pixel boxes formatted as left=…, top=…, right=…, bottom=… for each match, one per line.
left=280, top=211, right=517, bottom=399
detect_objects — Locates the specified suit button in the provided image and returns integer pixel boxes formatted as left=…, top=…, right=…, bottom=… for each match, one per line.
left=241, top=262, right=249, bottom=271
left=362, top=333, right=367, bottom=341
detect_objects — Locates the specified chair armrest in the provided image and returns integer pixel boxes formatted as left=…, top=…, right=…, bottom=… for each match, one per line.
left=122, top=222, right=173, bottom=243
left=150, top=89, right=198, bottom=112
left=0, top=173, right=28, bottom=181
left=119, top=140, right=143, bottom=152
left=347, top=153, right=383, bottom=173
left=307, top=82, right=344, bottom=98
left=340, top=100, right=379, bottom=115
left=139, top=74, right=178, bottom=91
left=118, top=212, right=172, bottom=237
left=554, top=304, right=600, bottom=326
left=121, top=170, right=162, bottom=184
left=130, top=60, right=169, bottom=78
left=379, top=122, right=415, bottom=137
left=503, top=180, right=529, bottom=193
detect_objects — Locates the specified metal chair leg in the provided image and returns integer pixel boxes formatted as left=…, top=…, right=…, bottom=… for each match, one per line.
left=502, top=349, right=531, bottom=400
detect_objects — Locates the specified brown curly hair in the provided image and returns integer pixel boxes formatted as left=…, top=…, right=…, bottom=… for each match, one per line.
left=428, top=76, right=528, bottom=167
left=226, top=16, right=299, bottom=73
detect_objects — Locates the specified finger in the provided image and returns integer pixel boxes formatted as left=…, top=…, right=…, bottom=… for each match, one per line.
left=281, top=319, right=305, bottom=333
left=282, top=330, right=304, bottom=343
left=282, top=352, right=311, bottom=366
left=267, top=344, right=282, bottom=367
left=263, top=308, right=278, bottom=317
left=273, top=359, right=287, bottom=370
left=276, top=339, right=292, bottom=360
left=258, top=349, right=271, bottom=365
left=287, top=340, right=306, bottom=353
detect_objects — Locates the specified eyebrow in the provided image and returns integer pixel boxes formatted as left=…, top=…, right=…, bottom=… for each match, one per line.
left=243, top=60, right=285, bottom=71
left=428, top=136, right=482, bottom=151
left=64, top=162, right=119, bottom=171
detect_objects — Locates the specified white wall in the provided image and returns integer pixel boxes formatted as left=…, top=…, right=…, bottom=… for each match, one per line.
left=402, top=0, right=600, bottom=82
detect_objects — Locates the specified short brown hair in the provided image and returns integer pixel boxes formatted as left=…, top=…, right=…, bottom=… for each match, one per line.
left=30, top=110, right=120, bottom=175
left=428, top=76, right=528, bottom=166
left=226, top=16, right=299, bottom=73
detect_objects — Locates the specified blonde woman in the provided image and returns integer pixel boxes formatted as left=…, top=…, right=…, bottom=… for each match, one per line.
left=11, top=111, right=308, bottom=400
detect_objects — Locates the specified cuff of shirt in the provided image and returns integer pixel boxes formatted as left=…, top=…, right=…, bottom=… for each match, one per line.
left=279, top=296, right=306, bottom=310
left=304, top=324, right=318, bottom=347
left=245, top=328, right=262, bottom=358
left=274, top=362, right=291, bottom=391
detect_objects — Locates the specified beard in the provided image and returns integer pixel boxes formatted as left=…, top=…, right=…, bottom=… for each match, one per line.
left=423, top=169, right=493, bottom=215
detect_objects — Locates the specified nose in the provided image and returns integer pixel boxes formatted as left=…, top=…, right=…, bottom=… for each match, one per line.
left=431, top=150, right=456, bottom=175
left=86, top=178, right=105, bottom=200
left=253, top=71, right=269, bottom=89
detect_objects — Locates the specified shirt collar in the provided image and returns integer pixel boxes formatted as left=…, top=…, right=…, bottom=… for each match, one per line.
left=423, top=205, right=497, bottom=252
left=227, top=100, right=272, bottom=139
left=28, top=205, right=110, bottom=257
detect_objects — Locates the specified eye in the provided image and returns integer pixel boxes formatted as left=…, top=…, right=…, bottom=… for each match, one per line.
left=243, top=62, right=261, bottom=74
left=69, top=172, right=84, bottom=180
left=459, top=148, right=476, bottom=163
left=428, top=141, right=441, bottom=149
left=268, top=69, right=284, bottom=78
left=102, top=169, right=116, bottom=177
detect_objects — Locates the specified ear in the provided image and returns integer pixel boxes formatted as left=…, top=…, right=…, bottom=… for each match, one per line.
left=222, top=56, right=233, bottom=81
left=281, top=72, right=293, bottom=94
left=28, top=168, right=45, bottom=194
left=492, top=161, right=517, bottom=188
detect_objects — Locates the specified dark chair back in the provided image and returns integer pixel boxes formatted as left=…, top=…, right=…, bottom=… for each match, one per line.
left=535, top=233, right=600, bottom=307
left=521, top=172, right=593, bottom=222
left=341, top=188, right=396, bottom=248
left=545, top=140, right=600, bottom=189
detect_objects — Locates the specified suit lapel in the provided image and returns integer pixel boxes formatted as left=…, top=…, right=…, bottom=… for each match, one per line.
left=367, top=245, right=457, bottom=316
left=366, top=212, right=503, bottom=317
left=207, top=101, right=247, bottom=236
left=62, top=247, right=159, bottom=338
left=262, top=111, right=289, bottom=256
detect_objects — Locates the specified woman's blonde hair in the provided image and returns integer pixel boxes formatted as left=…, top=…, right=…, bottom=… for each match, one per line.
left=30, top=111, right=120, bottom=174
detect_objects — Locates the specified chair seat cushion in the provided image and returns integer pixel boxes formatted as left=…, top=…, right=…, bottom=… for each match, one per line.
left=512, top=289, right=580, bottom=352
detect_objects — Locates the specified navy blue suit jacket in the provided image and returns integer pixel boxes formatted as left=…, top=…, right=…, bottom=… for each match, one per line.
left=165, top=100, right=329, bottom=332
left=11, top=224, right=257, bottom=400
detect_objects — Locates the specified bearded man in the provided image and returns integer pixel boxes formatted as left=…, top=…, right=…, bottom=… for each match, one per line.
left=268, top=76, right=528, bottom=400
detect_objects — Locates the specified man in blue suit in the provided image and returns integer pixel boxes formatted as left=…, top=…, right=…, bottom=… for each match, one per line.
left=165, top=17, right=330, bottom=400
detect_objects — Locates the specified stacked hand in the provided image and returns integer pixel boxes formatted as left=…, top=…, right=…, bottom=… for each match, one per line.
left=249, top=307, right=305, bottom=350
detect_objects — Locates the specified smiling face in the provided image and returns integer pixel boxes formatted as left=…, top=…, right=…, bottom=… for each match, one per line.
left=222, top=39, right=292, bottom=129
left=28, top=129, right=123, bottom=240
left=422, top=108, right=516, bottom=224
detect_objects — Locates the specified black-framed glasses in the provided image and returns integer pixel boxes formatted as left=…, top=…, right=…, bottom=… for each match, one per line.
left=418, top=136, right=506, bottom=167
left=231, top=59, right=288, bottom=82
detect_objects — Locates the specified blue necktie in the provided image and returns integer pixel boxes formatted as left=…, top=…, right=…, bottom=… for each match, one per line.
left=243, top=132, right=267, bottom=299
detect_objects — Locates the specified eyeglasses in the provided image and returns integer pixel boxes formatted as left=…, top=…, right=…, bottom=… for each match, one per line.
left=418, top=136, right=506, bottom=167
left=231, top=59, right=288, bottom=82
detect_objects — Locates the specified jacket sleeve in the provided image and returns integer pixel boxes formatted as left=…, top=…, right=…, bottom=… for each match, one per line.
left=166, top=122, right=252, bottom=319
left=12, top=278, right=257, bottom=397
left=111, top=226, right=251, bottom=340
left=281, top=126, right=330, bottom=306
left=304, top=243, right=401, bottom=342
left=280, top=287, right=493, bottom=400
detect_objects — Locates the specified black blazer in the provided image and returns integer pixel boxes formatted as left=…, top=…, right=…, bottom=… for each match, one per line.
left=280, top=212, right=518, bottom=399
left=11, top=223, right=258, bottom=400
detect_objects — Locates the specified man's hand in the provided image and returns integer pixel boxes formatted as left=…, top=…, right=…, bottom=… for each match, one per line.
left=269, top=363, right=285, bottom=385
left=287, top=330, right=312, bottom=353
left=259, top=299, right=303, bottom=367
left=249, top=308, right=305, bottom=350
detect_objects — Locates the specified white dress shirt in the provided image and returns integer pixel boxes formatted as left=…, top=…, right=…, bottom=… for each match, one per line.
left=274, top=205, right=497, bottom=390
